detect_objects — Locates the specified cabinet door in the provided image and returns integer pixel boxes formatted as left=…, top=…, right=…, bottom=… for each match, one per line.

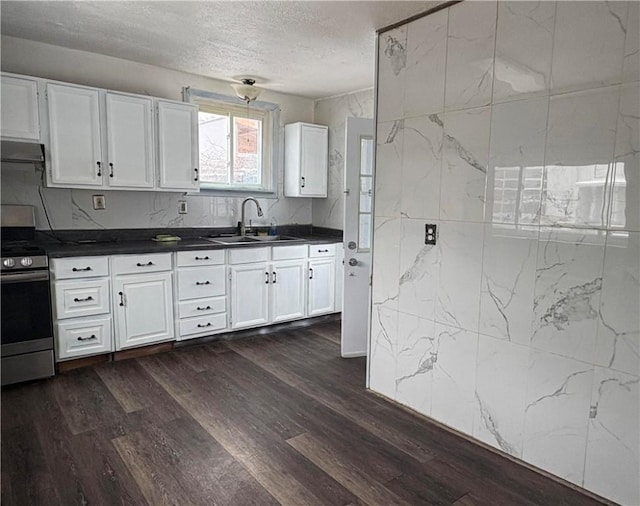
left=308, top=258, right=335, bottom=316
left=300, top=124, right=328, bottom=197
left=156, top=100, right=199, bottom=191
left=1, top=75, right=40, bottom=140
left=114, top=272, right=174, bottom=350
left=229, top=263, right=269, bottom=329
left=105, top=93, right=154, bottom=188
left=271, top=260, right=306, bottom=323
left=47, top=83, right=103, bottom=186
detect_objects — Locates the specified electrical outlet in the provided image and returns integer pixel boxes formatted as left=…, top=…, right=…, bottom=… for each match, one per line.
left=93, top=195, right=106, bottom=210
left=425, top=224, right=437, bottom=245
left=178, top=200, right=188, bottom=214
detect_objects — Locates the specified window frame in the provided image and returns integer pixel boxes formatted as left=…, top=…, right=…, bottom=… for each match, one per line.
left=183, top=87, right=280, bottom=198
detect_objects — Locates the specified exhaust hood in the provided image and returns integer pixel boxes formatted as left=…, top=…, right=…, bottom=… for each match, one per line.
left=1, top=140, right=45, bottom=164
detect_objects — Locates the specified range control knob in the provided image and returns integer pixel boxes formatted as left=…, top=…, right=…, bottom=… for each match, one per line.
left=20, top=257, right=33, bottom=267
left=3, top=258, right=15, bottom=268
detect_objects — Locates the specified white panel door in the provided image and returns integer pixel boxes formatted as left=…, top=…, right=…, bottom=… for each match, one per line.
left=342, top=117, right=374, bottom=358
left=308, top=258, right=335, bottom=316
left=156, top=100, right=199, bottom=190
left=114, top=272, right=174, bottom=350
left=300, top=124, right=328, bottom=196
left=105, top=93, right=154, bottom=188
left=271, top=260, right=306, bottom=323
left=230, top=263, right=269, bottom=329
left=1, top=75, right=40, bottom=140
left=47, top=83, right=103, bottom=186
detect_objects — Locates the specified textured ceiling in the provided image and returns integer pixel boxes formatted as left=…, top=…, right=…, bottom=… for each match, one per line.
left=1, top=1, right=440, bottom=99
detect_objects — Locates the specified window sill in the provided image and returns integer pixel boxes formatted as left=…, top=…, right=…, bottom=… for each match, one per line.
left=188, top=187, right=278, bottom=199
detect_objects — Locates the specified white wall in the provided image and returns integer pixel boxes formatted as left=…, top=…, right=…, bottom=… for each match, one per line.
left=0, top=35, right=315, bottom=230
left=370, top=2, right=639, bottom=504
left=312, top=89, right=374, bottom=230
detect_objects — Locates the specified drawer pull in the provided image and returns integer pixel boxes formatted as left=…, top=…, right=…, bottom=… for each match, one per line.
left=77, top=335, right=97, bottom=342
left=73, top=296, right=94, bottom=303
left=197, top=322, right=212, bottom=328
left=195, top=256, right=210, bottom=261
left=318, top=249, right=329, bottom=253
left=119, top=291, right=125, bottom=306
left=136, top=261, right=155, bottom=267
left=72, top=267, right=92, bottom=272
left=196, top=305, right=212, bottom=311
left=196, top=281, right=211, bottom=286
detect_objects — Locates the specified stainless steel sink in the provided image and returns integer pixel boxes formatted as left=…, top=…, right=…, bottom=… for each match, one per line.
left=251, top=235, right=305, bottom=242
left=204, top=236, right=261, bottom=245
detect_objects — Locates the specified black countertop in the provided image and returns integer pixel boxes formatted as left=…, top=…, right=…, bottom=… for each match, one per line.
left=42, top=230, right=343, bottom=258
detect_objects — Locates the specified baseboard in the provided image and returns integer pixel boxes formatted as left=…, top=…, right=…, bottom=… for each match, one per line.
left=341, top=351, right=367, bottom=358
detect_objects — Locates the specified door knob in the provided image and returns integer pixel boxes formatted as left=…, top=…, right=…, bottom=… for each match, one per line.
left=348, top=258, right=358, bottom=267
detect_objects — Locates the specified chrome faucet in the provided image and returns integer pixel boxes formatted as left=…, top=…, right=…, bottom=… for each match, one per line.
left=239, top=198, right=264, bottom=236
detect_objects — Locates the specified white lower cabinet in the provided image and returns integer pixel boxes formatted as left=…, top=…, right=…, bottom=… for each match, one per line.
left=50, top=256, right=113, bottom=361
left=175, top=250, right=227, bottom=340
left=230, top=262, right=271, bottom=329
left=112, top=253, right=174, bottom=350
left=308, top=257, right=336, bottom=316
left=271, top=260, right=307, bottom=323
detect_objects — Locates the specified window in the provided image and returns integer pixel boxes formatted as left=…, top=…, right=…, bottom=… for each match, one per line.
left=184, top=88, right=280, bottom=195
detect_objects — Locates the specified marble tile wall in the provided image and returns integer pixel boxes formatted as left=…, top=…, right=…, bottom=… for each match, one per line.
left=312, top=89, right=374, bottom=230
left=371, top=2, right=639, bottom=504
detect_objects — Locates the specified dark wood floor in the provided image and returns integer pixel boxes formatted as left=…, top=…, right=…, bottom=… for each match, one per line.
left=2, top=321, right=606, bottom=506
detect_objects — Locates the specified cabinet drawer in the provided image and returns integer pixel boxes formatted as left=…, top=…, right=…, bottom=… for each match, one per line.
left=178, top=265, right=226, bottom=300
left=179, top=313, right=227, bottom=337
left=54, top=278, right=110, bottom=319
left=179, top=297, right=226, bottom=319
left=228, top=247, right=269, bottom=265
left=308, top=244, right=336, bottom=258
left=176, top=250, right=224, bottom=267
left=56, top=316, right=113, bottom=360
left=112, top=253, right=172, bottom=275
left=272, top=245, right=307, bottom=261
left=51, top=256, right=109, bottom=279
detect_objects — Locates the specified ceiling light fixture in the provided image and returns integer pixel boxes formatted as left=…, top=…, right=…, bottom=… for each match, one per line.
left=231, top=78, right=262, bottom=104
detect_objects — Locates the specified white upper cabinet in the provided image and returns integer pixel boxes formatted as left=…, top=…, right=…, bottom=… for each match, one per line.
left=47, top=83, right=103, bottom=187
left=284, top=122, right=329, bottom=197
left=1, top=75, right=40, bottom=141
left=156, top=100, right=199, bottom=191
left=105, top=92, right=154, bottom=189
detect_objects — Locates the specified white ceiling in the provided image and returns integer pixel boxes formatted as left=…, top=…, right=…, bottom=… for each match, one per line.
left=1, top=1, right=440, bottom=100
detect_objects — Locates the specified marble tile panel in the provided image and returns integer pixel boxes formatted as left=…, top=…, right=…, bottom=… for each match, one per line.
left=473, top=335, right=529, bottom=457
left=435, top=220, right=484, bottom=332
left=375, top=120, right=403, bottom=218
left=542, top=86, right=620, bottom=228
left=493, top=1, right=555, bottom=103
left=479, top=224, right=538, bottom=346
left=551, top=1, right=628, bottom=93
left=369, top=302, right=398, bottom=400
left=531, top=228, right=606, bottom=364
left=371, top=216, right=401, bottom=311
left=400, top=115, right=442, bottom=221
left=395, top=313, right=436, bottom=416
left=444, top=1, right=497, bottom=111
left=439, top=107, right=491, bottom=222
left=431, top=322, right=479, bottom=435
left=398, top=218, right=439, bottom=321
left=522, top=350, right=593, bottom=486
left=622, top=0, right=639, bottom=83
left=583, top=367, right=640, bottom=506
left=486, top=96, right=548, bottom=225
left=377, top=26, right=407, bottom=123
left=594, top=231, right=640, bottom=377
left=611, top=82, right=640, bottom=231
left=403, top=9, right=447, bottom=118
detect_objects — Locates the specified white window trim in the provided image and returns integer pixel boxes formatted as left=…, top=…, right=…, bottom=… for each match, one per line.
left=183, top=87, right=281, bottom=198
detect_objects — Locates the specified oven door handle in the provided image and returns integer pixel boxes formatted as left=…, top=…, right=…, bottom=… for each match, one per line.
left=1, top=271, right=49, bottom=283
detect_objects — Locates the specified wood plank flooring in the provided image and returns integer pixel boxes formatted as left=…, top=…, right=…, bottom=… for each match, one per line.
left=1, top=321, right=608, bottom=506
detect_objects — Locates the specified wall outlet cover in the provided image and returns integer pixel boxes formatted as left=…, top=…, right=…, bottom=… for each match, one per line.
left=178, top=200, right=188, bottom=214
left=92, top=195, right=106, bottom=210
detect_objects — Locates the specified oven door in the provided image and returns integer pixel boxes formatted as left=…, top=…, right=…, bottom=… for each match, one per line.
left=1, top=269, right=54, bottom=356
